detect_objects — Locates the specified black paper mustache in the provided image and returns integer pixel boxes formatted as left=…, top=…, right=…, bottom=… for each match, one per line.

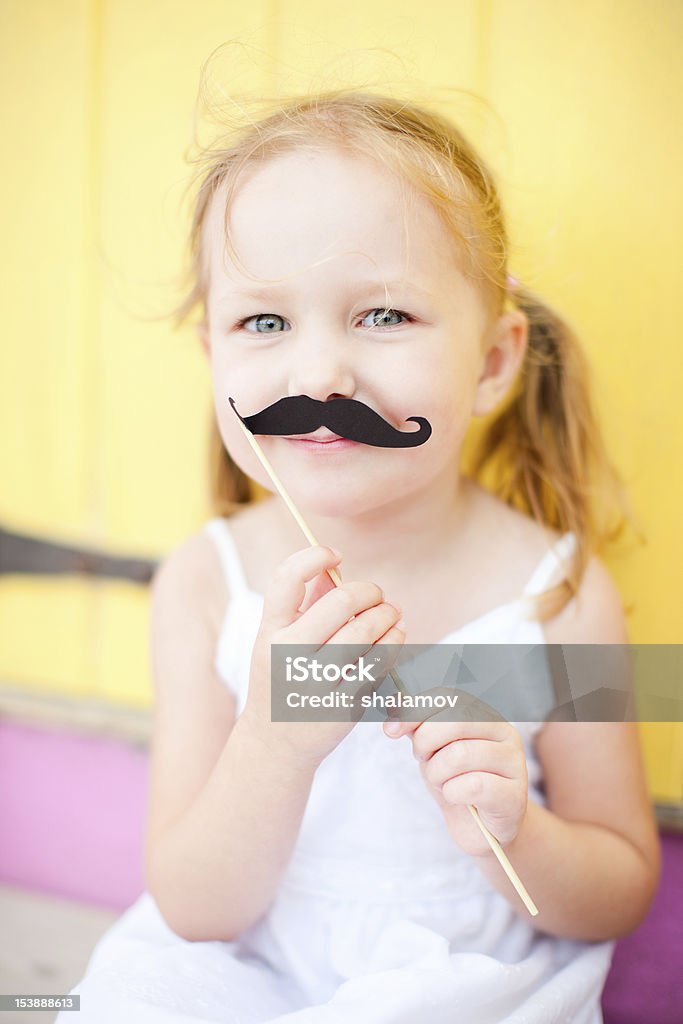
left=228, top=395, right=432, bottom=448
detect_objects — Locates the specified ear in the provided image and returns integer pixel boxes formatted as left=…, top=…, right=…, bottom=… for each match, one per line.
left=197, top=321, right=210, bottom=358
left=471, top=311, right=528, bottom=417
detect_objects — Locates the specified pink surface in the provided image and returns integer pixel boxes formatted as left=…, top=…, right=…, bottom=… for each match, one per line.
left=0, top=720, right=148, bottom=910
left=2, top=720, right=681, bottom=1018
left=602, top=831, right=683, bottom=1023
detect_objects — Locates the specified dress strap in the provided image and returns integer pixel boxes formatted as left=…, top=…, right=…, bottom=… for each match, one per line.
left=521, top=531, right=577, bottom=596
left=202, top=517, right=250, bottom=596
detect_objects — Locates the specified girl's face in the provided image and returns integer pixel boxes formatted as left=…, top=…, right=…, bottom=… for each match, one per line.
left=201, top=145, right=520, bottom=518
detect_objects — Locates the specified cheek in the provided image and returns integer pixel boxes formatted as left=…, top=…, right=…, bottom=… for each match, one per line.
left=407, top=371, right=475, bottom=455
left=211, top=347, right=266, bottom=411
left=214, top=410, right=277, bottom=494
left=434, top=388, right=474, bottom=440
left=210, top=367, right=279, bottom=492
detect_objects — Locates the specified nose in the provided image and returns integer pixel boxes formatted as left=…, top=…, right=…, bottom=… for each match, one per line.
left=286, top=327, right=356, bottom=402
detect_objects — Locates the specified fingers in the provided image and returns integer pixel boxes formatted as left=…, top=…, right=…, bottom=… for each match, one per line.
left=262, top=546, right=342, bottom=631
left=327, top=600, right=403, bottom=651
left=412, top=719, right=514, bottom=760
left=262, top=546, right=404, bottom=656
left=383, top=685, right=463, bottom=737
left=332, top=620, right=406, bottom=699
left=384, top=716, right=511, bottom=746
left=368, top=622, right=406, bottom=676
left=440, top=771, right=512, bottom=810
left=287, top=580, right=393, bottom=647
left=419, top=737, right=524, bottom=792
left=440, top=774, right=527, bottom=841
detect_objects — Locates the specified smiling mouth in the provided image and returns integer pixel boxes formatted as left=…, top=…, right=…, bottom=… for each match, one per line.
left=283, top=432, right=360, bottom=449
left=285, top=430, right=346, bottom=443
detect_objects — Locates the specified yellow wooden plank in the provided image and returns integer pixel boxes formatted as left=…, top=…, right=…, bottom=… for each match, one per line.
left=0, top=1, right=269, bottom=700
left=0, top=0, right=90, bottom=532
left=483, top=0, right=682, bottom=644
left=480, top=0, right=683, bottom=794
left=0, top=1, right=93, bottom=692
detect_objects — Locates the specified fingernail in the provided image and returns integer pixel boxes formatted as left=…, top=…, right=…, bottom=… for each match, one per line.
left=329, top=547, right=343, bottom=559
left=396, top=618, right=407, bottom=631
left=384, top=721, right=402, bottom=736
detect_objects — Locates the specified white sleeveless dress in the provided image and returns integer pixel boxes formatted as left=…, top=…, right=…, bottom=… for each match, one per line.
left=60, top=518, right=614, bottom=1024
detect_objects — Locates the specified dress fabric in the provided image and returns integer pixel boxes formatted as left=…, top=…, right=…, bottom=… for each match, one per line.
left=60, top=518, right=614, bottom=1024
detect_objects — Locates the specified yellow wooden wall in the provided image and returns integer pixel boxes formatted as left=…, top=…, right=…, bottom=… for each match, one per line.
left=1, top=1, right=681, bottom=798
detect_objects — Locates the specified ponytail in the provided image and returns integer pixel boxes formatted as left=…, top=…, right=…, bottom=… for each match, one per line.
left=468, top=284, right=646, bottom=621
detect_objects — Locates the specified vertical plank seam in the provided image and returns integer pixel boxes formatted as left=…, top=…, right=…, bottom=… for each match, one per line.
left=474, top=0, right=494, bottom=102
left=265, top=0, right=279, bottom=93
left=84, top=0, right=106, bottom=699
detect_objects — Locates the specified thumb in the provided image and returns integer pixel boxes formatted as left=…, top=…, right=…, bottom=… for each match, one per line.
left=383, top=710, right=409, bottom=737
left=383, top=706, right=422, bottom=738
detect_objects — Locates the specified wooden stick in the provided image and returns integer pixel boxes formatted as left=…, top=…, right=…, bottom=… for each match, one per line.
left=467, top=807, right=538, bottom=916
left=230, top=407, right=538, bottom=916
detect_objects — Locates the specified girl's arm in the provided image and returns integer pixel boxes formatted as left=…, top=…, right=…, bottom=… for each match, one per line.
left=475, top=556, right=661, bottom=941
left=145, top=535, right=401, bottom=942
left=144, top=533, right=317, bottom=942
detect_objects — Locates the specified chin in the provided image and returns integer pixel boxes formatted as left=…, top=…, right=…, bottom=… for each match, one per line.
left=288, top=473, right=414, bottom=521
left=289, top=486, right=369, bottom=519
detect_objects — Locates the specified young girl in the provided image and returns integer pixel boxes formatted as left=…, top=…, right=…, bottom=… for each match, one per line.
left=62, top=90, right=660, bottom=1023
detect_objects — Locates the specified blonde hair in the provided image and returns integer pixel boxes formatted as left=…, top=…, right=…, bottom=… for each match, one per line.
left=170, top=88, right=645, bottom=621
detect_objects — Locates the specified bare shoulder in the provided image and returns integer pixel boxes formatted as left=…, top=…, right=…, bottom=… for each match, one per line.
left=148, top=524, right=237, bottom=713
left=542, top=548, right=630, bottom=645
left=157, top=501, right=278, bottom=626
left=469, top=483, right=629, bottom=643
left=151, top=524, right=229, bottom=638
left=534, top=548, right=632, bottom=769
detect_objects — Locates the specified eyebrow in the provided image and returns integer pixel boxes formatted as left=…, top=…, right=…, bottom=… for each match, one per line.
left=214, top=280, right=436, bottom=306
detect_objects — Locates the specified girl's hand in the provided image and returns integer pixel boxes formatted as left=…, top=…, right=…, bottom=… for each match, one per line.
left=242, top=545, right=404, bottom=772
left=384, top=714, right=529, bottom=857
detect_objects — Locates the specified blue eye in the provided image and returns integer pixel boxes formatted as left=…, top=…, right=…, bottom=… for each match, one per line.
left=240, top=314, right=289, bottom=334
left=360, top=308, right=410, bottom=328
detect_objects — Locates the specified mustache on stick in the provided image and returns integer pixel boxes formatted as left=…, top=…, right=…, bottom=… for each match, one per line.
left=228, top=395, right=432, bottom=448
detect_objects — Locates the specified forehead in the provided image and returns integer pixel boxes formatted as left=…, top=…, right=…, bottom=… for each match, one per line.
left=202, top=146, right=463, bottom=295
